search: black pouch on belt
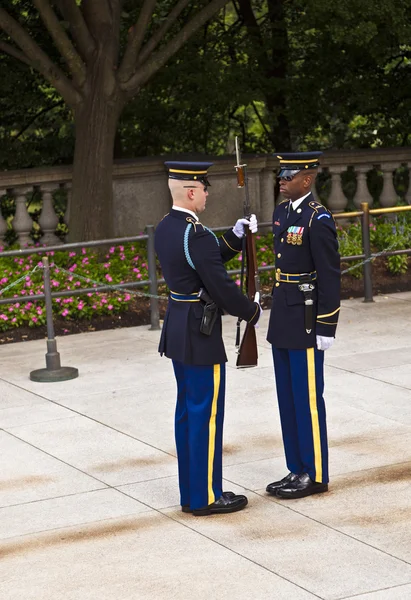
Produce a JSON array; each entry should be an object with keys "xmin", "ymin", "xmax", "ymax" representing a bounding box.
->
[
  {"xmin": 298, "ymin": 274, "xmax": 315, "ymax": 334},
  {"xmin": 198, "ymin": 288, "xmax": 219, "ymax": 336}
]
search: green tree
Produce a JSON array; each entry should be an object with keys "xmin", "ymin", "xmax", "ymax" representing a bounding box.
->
[{"xmin": 0, "ymin": 0, "xmax": 230, "ymax": 241}]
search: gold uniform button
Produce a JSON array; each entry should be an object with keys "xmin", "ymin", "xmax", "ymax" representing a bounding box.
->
[
  {"xmin": 275, "ymin": 282, "xmax": 280, "ymax": 287},
  {"xmin": 277, "ymin": 253, "xmax": 281, "ymax": 258},
  {"xmin": 276, "ymin": 268, "xmax": 281, "ymax": 273},
  {"xmin": 281, "ymin": 238, "xmax": 284, "ymax": 243}
]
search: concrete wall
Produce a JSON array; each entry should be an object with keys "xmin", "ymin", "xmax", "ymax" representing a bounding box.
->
[{"xmin": 111, "ymin": 155, "xmax": 276, "ymax": 235}]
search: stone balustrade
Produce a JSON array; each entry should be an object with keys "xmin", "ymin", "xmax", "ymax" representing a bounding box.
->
[{"xmin": 0, "ymin": 147, "xmax": 410, "ymax": 247}]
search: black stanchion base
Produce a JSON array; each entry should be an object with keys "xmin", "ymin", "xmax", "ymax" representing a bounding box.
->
[{"xmin": 30, "ymin": 366, "xmax": 79, "ymax": 382}]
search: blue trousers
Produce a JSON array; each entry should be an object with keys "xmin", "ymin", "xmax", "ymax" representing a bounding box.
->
[
  {"xmin": 172, "ymin": 361, "xmax": 226, "ymax": 510},
  {"xmin": 272, "ymin": 347, "xmax": 329, "ymax": 483}
]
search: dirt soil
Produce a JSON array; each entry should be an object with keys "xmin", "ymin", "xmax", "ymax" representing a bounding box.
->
[{"xmin": 1, "ymin": 257, "xmax": 410, "ymax": 345}]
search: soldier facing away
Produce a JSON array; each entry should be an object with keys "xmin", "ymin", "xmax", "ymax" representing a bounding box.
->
[{"xmin": 155, "ymin": 161, "xmax": 261, "ymax": 516}]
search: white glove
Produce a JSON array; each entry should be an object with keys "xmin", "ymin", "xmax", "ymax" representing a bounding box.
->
[
  {"xmin": 233, "ymin": 214, "xmax": 258, "ymax": 238},
  {"xmin": 316, "ymin": 335, "xmax": 334, "ymax": 351},
  {"xmin": 253, "ymin": 291, "xmax": 262, "ymax": 328}
]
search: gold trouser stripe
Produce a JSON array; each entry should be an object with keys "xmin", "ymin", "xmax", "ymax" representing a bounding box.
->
[
  {"xmin": 307, "ymin": 348, "xmax": 322, "ymax": 482},
  {"xmin": 317, "ymin": 320, "xmax": 338, "ymax": 325},
  {"xmin": 208, "ymin": 364, "xmax": 220, "ymax": 504}
]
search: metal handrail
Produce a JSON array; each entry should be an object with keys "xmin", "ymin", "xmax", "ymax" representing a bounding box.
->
[{"xmin": 1, "ymin": 204, "xmax": 410, "ymax": 329}]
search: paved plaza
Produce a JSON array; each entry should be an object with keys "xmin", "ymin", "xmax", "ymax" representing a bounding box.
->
[{"xmin": 1, "ymin": 292, "xmax": 411, "ymax": 600}]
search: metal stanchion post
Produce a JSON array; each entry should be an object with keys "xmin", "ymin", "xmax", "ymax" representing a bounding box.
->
[
  {"xmin": 146, "ymin": 225, "xmax": 160, "ymax": 330},
  {"xmin": 361, "ymin": 202, "xmax": 374, "ymax": 303},
  {"xmin": 30, "ymin": 257, "xmax": 79, "ymax": 382}
]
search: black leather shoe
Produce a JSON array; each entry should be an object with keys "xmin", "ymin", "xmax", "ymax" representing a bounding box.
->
[
  {"xmin": 276, "ymin": 473, "xmax": 328, "ymax": 499},
  {"xmin": 266, "ymin": 472, "xmax": 299, "ymax": 496},
  {"xmin": 181, "ymin": 505, "xmax": 192, "ymax": 513},
  {"xmin": 192, "ymin": 491, "xmax": 248, "ymax": 516}
]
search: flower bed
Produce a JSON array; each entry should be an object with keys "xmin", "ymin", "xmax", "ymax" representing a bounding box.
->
[{"xmin": 0, "ymin": 213, "xmax": 410, "ymax": 340}]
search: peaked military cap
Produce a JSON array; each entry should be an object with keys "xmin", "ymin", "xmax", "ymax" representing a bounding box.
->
[
  {"xmin": 276, "ymin": 151, "xmax": 323, "ymax": 179},
  {"xmin": 164, "ymin": 161, "xmax": 213, "ymax": 186}
]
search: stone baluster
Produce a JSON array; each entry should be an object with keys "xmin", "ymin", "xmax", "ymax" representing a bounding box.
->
[
  {"xmin": 38, "ymin": 183, "xmax": 61, "ymax": 245},
  {"xmin": 327, "ymin": 167, "xmax": 348, "ymax": 213},
  {"xmin": 406, "ymin": 164, "xmax": 411, "ymax": 205},
  {"xmin": 0, "ymin": 190, "xmax": 8, "ymax": 246},
  {"xmin": 379, "ymin": 163, "xmax": 398, "ymax": 208},
  {"xmin": 353, "ymin": 165, "xmax": 374, "ymax": 209},
  {"xmin": 62, "ymin": 182, "xmax": 71, "ymax": 236},
  {"xmin": 12, "ymin": 186, "xmax": 34, "ymax": 246},
  {"xmin": 260, "ymin": 168, "xmax": 275, "ymax": 222}
]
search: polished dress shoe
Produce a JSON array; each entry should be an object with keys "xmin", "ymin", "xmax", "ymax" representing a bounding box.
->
[
  {"xmin": 266, "ymin": 472, "xmax": 299, "ymax": 496},
  {"xmin": 192, "ymin": 491, "xmax": 248, "ymax": 516},
  {"xmin": 181, "ymin": 505, "xmax": 192, "ymax": 513},
  {"xmin": 276, "ymin": 473, "xmax": 328, "ymax": 499}
]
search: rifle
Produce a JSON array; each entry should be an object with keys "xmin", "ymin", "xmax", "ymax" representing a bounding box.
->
[{"xmin": 234, "ymin": 136, "xmax": 260, "ymax": 368}]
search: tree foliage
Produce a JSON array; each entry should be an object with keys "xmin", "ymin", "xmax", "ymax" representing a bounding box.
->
[{"xmin": 1, "ymin": 0, "xmax": 410, "ymax": 172}]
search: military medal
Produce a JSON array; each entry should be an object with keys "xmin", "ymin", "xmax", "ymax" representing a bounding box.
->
[{"xmin": 287, "ymin": 226, "xmax": 304, "ymax": 245}]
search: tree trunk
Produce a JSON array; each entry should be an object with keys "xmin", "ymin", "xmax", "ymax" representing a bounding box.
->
[{"xmin": 68, "ymin": 70, "xmax": 123, "ymax": 242}]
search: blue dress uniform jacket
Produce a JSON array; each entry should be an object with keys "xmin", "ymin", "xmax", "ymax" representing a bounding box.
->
[
  {"xmin": 267, "ymin": 193, "xmax": 341, "ymax": 349},
  {"xmin": 155, "ymin": 208, "xmax": 259, "ymax": 365}
]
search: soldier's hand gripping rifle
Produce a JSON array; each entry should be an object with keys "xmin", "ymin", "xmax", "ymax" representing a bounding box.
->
[{"xmin": 234, "ymin": 136, "xmax": 260, "ymax": 368}]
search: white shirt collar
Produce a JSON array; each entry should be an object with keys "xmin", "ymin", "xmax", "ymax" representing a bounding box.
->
[
  {"xmin": 291, "ymin": 192, "xmax": 311, "ymax": 211},
  {"xmin": 172, "ymin": 205, "xmax": 199, "ymax": 221}
]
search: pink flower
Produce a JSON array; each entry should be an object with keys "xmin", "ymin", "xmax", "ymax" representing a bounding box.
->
[
  {"xmin": 62, "ymin": 309, "xmax": 69, "ymax": 317},
  {"xmin": 69, "ymin": 264, "xmax": 77, "ymax": 272},
  {"xmin": 107, "ymin": 304, "xmax": 113, "ymax": 310},
  {"xmin": 69, "ymin": 252, "xmax": 76, "ymax": 257},
  {"xmin": 12, "ymin": 317, "xmax": 17, "ymax": 323},
  {"xmin": 235, "ymin": 279, "xmax": 241, "ymax": 286},
  {"xmin": 105, "ymin": 274, "xmax": 113, "ymax": 282},
  {"xmin": 109, "ymin": 246, "xmax": 115, "ymax": 254},
  {"xmin": 77, "ymin": 301, "xmax": 84, "ymax": 310},
  {"xmin": 32, "ymin": 317, "xmax": 38, "ymax": 323},
  {"xmin": 104, "ymin": 263, "xmax": 110, "ymax": 268}
]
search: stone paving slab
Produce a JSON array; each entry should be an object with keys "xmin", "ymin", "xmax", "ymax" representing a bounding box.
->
[
  {"xmin": 8, "ymin": 416, "xmax": 177, "ymax": 486},
  {"xmin": 0, "ymin": 291, "xmax": 410, "ymax": 599},
  {"xmin": 0, "ymin": 431, "xmax": 105, "ymax": 507},
  {"xmin": 0, "ymin": 512, "xmax": 319, "ymax": 600},
  {"xmin": 0, "ymin": 488, "xmax": 150, "ymax": 540},
  {"xmin": 163, "ymin": 490, "xmax": 411, "ymax": 600}
]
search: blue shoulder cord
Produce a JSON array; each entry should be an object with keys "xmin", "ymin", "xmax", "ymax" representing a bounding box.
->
[{"xmin": 184, "ymin": 222, "xmax": 218, "ymax": 270}]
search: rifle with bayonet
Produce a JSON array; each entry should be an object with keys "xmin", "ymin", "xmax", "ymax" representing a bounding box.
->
[{"xmin": 234, "ymin": 136, "xmax": 260, "ymax": 368}]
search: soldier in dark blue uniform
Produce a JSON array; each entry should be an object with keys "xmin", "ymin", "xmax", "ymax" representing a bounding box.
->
[
  {"xmin": 155, "ymin": 161, "xmax": 261, "ymax": 516},
  {"xmin": 266, "ymin": 152, "xmax": 341, "ymax": 499}
]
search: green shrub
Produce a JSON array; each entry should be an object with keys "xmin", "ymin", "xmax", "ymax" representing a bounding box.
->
[{"xmin": 0, "ymin": 213, "xmax": 410, "ymax": 333}]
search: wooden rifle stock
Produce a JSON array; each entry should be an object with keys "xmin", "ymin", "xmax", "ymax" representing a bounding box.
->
[{"xmin": 234, "ymin": 137, "xmax": 260, "ymax": 368}]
